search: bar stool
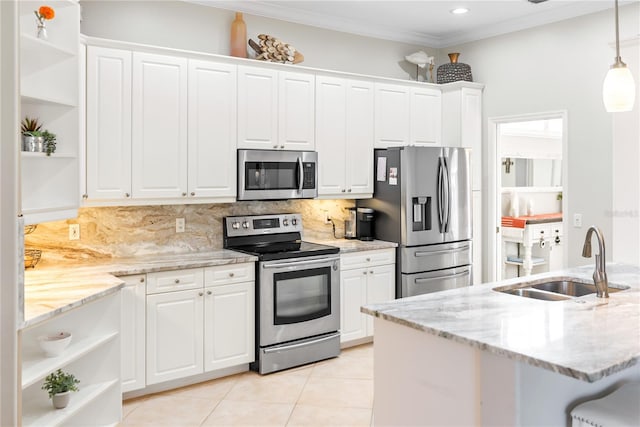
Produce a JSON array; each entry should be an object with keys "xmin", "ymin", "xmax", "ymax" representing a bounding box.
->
[{"xmin": 570, "ymin": 382, "xmax": 640, "ymax": 426}]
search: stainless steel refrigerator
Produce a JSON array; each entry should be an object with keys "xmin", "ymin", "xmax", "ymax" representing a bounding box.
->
[{"xmin": 358, "ymin": 146, "xmax": 473, "ymax": 298}]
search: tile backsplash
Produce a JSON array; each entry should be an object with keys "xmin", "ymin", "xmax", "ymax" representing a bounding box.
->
[{"xmin": 25, "ymin": 200, "xmax": 354, "ymax": 266}]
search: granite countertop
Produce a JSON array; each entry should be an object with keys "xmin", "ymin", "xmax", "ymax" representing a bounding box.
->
[
  {"xmin": 362, "ymin": 264, "xmax": 640, "ymax": 383},
  {"xmin": 22, "ymin": 249, "xmax": 257, "ymax": 329},
  {"xmin": 22, "ymin": 241, "xmax": 396, "ymax": 329},
  {"xmin": 304, "ymin": 237, "xmax": 398, "ymax": 253}
]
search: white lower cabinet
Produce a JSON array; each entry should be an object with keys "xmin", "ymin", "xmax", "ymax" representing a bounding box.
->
[
  {"xmin": 145, "ymin": 264, "xmax": 254, "ymax": 386},
  {"xmin": 120, "ymin": 274, "xmax": 146, "ymax": 393},
  {"xmin": 340, "ymin": 249, "xmax": 395, "ymax": 344}
]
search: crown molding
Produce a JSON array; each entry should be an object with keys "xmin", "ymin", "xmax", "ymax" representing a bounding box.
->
[{"xmin": 187, "ymin": 1, "xmax": 620, "ymax": 48}]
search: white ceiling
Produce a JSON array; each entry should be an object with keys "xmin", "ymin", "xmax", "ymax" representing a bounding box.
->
[{"xmin": 187, "ymin": 0, "xmax": 630, "ymax": 48}]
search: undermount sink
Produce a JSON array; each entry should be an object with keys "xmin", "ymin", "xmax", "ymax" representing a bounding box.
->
[{"xmin": 494, "ymin": 278, "xmax": 630, "ymax": 301}]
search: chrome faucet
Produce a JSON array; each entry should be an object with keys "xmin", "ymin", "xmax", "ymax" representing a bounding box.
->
[{"xmin": 581, "ymin": 226, "xmax": 608, "ymax": 298}]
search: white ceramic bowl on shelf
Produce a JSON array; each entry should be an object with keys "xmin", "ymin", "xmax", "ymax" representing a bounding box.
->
[{"xmin": 38, "ymin": 332, "xmax": 72, "ymax": 357}]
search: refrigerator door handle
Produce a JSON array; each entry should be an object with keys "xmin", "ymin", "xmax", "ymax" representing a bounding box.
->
[
  {"xmin": 443, "ymin": 157, "xmax": 451, "ymax": 233},
  {"xmin": 414, "ymin": 247, "xmax": 467, "ymax": 257},
  {"xmin": 437, "ymin": 157, "xmax": 445, "ymax": 232},
  {"xmin": 414, "ymin": 270, "xmax": 470, "ymax": 283}
]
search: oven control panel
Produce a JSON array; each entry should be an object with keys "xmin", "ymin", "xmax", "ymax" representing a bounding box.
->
[{"xmin": 224, "ymin": 213, "xmax": 303, "ymax": 237}]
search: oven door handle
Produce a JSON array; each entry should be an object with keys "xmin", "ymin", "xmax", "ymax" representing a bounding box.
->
[
  {"xmin": 263, "ymin": 332, "xmax": 341, "ymax": 354},
  {"xmin": 262, "ymin": 256, "xmax": 340, "ymax": 269}
]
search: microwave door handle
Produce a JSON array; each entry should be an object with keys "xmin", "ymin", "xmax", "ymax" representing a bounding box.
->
[{"xmin": 297, "ymin": 157, "xmax": 303, "ymax": 193}]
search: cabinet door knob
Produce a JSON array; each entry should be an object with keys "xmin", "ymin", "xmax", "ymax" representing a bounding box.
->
[
  {"xmin": 207, "ymin": 290, "xmax": 212, "ymax": 295},
  {"xmin": 363, "ymin": 271, "xmax": 367, "ymax": 275},
  {"xmin": 229, "ymin": 272, "xmax": 235, "ymax": 277},
  {"xmin": 174, "ymin": 279, "xmax": 180, "ymax": 284},
  {"xmin": 348, "ymin": 188, "xmax": 352, "ymax": 192},
  {"xmin": 370, "ymin": 270, "xmax": 374, "ymax": 274},
  {"xmin": 273, "ymin": 144, "xmax": 279, "ymax": 148},
  {"xmin": 280, "ymin": 145, "xmax": 285, "ymax": 149},
  {"xmin": 125, "ymin": 193, "xmax": 130, "ymax": 198},
  {"xmin": 199, "ymin": 292, "xmax": 204, "ymax": 297},
  {"xmin": 82, "ymin": 194, "xmax": 88, "ymax": 199},
  {"xmin": 191, "ymin": 192, "xmax": 195, "ymax": 196},
  {"xmin": 341, "ymin": 189, "xmax": 346, "ymax": 193},
  {"xmin": 366, "ymin": 258, "xmax": 371, "ymax": 262},
  {"xmin": 139, "ymin": 277, "xmax": 145, "ymax": 283},
  {"xmin": 182, "ymin": 192, "xmax": 187, "ymax": 196}
]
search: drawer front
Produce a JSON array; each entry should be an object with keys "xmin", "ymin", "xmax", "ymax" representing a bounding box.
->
[
  {"xmin": 146, "ymin": 268, "xmax": 204, "ymax": 294},
  {"xmin": 204, "ymin": 262, "xmax": 255, "ymax": 286},
  {"xmin": 341, "ymin": 248, "xmax": 395, "ymax": 270}
]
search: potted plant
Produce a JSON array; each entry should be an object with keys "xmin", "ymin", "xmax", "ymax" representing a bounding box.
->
[
  {"xmin": 42, "ymin": 129, "xmax": 57, "ymax": 156},
  {"xmin": 41, "ymin": 369, "xmax": 80, "ymax": 409},
  {"xmin": 21, "ymin": 116, "xmax": 44, "ymax": 152}
]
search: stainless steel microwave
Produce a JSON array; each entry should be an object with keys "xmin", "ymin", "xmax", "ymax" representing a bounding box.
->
[{"xmin": 237, "ymin": 149, "xmax": 318, "ymax": 201}]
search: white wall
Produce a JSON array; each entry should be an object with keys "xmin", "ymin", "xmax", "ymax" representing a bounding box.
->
[
  {"xmin": 79, "ymin": 0, "xmax": 437, "ymax": 80},
  {"xmin": 445, "ymin": 3, "xmax": 640, "ymax": 269}
]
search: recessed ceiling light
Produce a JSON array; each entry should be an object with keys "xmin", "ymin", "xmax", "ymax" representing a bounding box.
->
[{"xmin": 450, "ymin": 8, "xmax": 469, "ymax": 15}]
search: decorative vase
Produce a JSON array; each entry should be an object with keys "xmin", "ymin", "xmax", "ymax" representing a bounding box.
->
[
  {"xmin": 36, "ymin": 22, "xmax": 47, "ymax": 40},
  {"xmin": 22, "ymin": 135, "xmax": 44, "ymax": 152},
  {"xmin": 230, "ymin": 12, "xmax": 247, "ymax": 58},
  {"xmin": 52, "ymin": 391, "xmax": 70, "ymax": 409},
  {"xmin": 437, "ymin": 52, "xmax": 473, "ymax": 84}
]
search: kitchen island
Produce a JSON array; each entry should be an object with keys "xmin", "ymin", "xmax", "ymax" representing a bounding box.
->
[{"xmin": 362, "ymin": 264, "xmax": 640, "ymax": 426}]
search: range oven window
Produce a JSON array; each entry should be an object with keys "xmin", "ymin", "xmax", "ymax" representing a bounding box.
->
[
  {"xmin": 273, "ymin": 267, "xmax": 331, "ymax": 325},
  {"xmin": 245, "ymin": 161, "xmax": 297, "ymax": 190}
]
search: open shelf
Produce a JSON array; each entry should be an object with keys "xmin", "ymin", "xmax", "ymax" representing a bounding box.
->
[
  {"xmin": 22, "ymin": 332, "xmax": 118, "ymax": 389},
  {"xmin": 21, "ymin": 151, "xmax": 76, "ymax": 159},
  {"xmin": 22, "ymin": 379, "xmax": 118, "ymax": 427},
  {"xmin": 20, "ymin": 34, "xmax": 75, "ymax": 75},
  {"xmin": 22, "ymin": 92, "xmax": 77, "ymax": 108}
]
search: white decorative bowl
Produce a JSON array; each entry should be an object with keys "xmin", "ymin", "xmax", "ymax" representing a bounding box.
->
[{"xmin": 38, "ymin": 332, "xmax": 72, "ymax": 357}]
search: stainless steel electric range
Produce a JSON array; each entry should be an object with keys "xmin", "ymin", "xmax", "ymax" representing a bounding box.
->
[{"xmin": 223, "ymin": 213, "xmax": 341, "ymax": 374}]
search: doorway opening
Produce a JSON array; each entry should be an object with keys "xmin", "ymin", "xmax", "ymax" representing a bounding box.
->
[{"xmin": 487, "ymin": 112, "xmax": 568, "ymax": 282}]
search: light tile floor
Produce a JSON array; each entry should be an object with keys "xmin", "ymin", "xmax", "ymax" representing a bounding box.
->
[{"xmin": 121, "ymin": 343, "xmax": 373, "ymax": 426}]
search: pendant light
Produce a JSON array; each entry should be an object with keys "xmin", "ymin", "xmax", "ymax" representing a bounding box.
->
[{"xmin": 602, "ymin": 0, "xmax": 636, "ymax": 112}]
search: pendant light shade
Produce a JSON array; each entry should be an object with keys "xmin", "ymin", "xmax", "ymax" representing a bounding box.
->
[
  {"xmin": 603, "ymin": 65, "xmax": 636, "ymax": 112},
  {"xmin": 602, "ymin": 0, "xmax": 636, "ymax": 112}
]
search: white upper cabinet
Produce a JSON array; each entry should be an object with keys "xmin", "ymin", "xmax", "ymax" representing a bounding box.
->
[
  {"xmin": 410, "ymin": 87, "xmax": 441, "ymax": 146},
  {"xmin": 374, "ymin": 82, "xmax": 442, "ymax": 148},
  {"xmin": 188, "ymin": 60, "xmax": 237, "ymax": 199},
  {"xmin": 237, "ymin": 66, "xmax": 278, "ymax": 149},
  {"xmin": 86, "ymin": 46, "xmax": 132, "ymax": 200},
  {"xmin": 316, "ymin": 75, "xmax": 373, "ymax": 198},
  {"xmin": 238, "ymin": 66, "xmax": 315, "ymax": 150},
  {"xmin": 374, "ymin": 83, "xmax": 410, "ymax": 147},
  {"xmin": 278, "ymin": 71, "xmax": 315, "ymax": 150},
  {"xmin": 132, "ymin": 52, "xmax": 188, "ymax": 199}
]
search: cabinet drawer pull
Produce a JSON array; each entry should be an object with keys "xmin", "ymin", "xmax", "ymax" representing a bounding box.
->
[
  {"xmin": 341, "ymin": 189, "xmax": 346, "ymax": 192},
  {"xmin": 125, "ymin": 193, "xmax": 130, "ymax": 198},
  {"xmin": 207, "ymin": 290, "xmax": 212, "ymax": 295},
  {"xmin": 229, "ymin": 272, "xmax": 235, "ymax": 277},
  {"xmin": 366, "ymin": 258, "xmax": 371, "ymax": 262},
  {"xmin": 174, "ymin": 279, "xmax": 180, "ymax": 284},
  {"xmin": 370, "ymin": 270, "xmax": 374, "ymax": 274},
  {"xmin": 363, "ymin": 271, "xmax": 367, "ymax": 275},
  {"xmin": 191, "ymin": 192, "xmax": 195, "ymax": 196},
  {"xmin": 348, "ymin": 188, "xmax": 352, "ymax": 192},
  {"xmin": 198, "ymin": 292, "xmax": 204, "ymax": 296}
]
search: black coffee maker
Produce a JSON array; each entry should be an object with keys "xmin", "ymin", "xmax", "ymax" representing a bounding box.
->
[{"xmin": 356, "ymin": 207, "xmax": 375, "ymax": 241}]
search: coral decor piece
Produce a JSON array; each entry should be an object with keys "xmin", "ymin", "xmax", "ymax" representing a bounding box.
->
[
  {"xmin": 248, "ymin": 34, "xmax": 304, "ymax": 64},
  {"xmin": 35, "ymin": 5, "xmax": 55, "ymax": 39}
]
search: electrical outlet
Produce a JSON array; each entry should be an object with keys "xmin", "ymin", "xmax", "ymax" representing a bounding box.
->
[
  {"xmin": 573, "ymin": 213, "xmax": 582, "ymax": 228},
  {"xmin": 176, "ymin": 218, "xmax": 185, "ymax": 233},
  {"xmin": 69, "ymin": 224, "xmax": 80, "ymax": 240},
  {"xmin": 324, "ymin": 211, "xmax": 331, "ymax": 224}
]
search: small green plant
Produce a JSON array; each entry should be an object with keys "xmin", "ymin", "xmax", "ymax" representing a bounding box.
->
[
  {"xmin": 21, "ymin": 116, "xmax": 42, "ymax": 137},
  {"xmin": 42, "ymin": 130, "xmax": 57, "ymax": 155},
  {"xmin": 556, "ymin": 192, "xmax": 563, "ymax": 201},
  {"xmin": 41, "ymin": 369, "xmax": 80, "ymax": 398}
]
